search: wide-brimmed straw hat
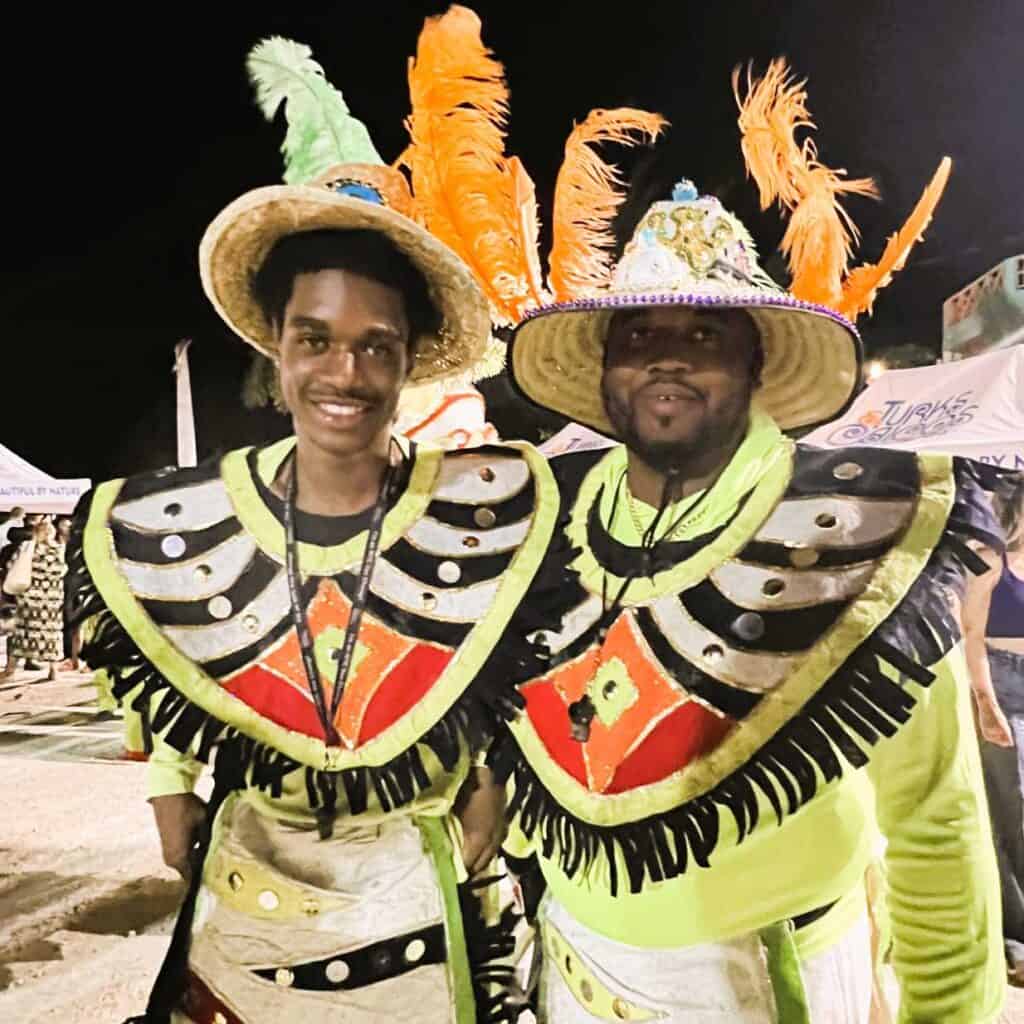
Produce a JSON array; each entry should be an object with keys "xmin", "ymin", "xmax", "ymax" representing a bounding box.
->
[
  {"xmin": 509, "ymin": 181, "xmax": 862, "ymax": 432},
  {"xmin": 199, "ymin": 162, "xmax": 492, "ymax": 385}
]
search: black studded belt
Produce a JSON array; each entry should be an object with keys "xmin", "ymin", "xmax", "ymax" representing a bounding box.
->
[{"xmin": 251, "ymin": 921, "xmax": 447, "ymax": 992}]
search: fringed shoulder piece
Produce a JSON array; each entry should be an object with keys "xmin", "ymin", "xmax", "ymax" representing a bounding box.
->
[
  {"xmin": 68, "ymin": 442, "xmax": 561, "ymax": 815},
  {"xmin": 497, "ymin": 445, "xmax": 1002, "ymax": 893}
]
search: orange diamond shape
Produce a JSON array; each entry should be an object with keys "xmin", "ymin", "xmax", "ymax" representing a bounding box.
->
[
  {"xmin": 550, "ymin": 612, "xmax": 690, "ymax": 793},
  {"xmin": 259, "ymin": 578, "xmax": 415, "ymax": 748}
]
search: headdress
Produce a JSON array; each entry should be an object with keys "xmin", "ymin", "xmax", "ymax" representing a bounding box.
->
[
  {"xmin": 200, "ymin": 36, "xmax": 491, "ymax": 384},
  {"xmin": 508, "ymin": 58, "xmax": 950, "ymax": 432}
]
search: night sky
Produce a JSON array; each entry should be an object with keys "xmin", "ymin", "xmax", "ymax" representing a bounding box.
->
[{"xmin": 8, "ymin": 0, "xmax": 1023, "ymax": 483}]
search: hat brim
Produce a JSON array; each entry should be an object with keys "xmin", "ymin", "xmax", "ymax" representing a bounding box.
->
[
  {"xmin": 199, "ymin": 186, "xmax": 491, "ymax": 384},
  {"xmin": 509, "ymin": 292, "xmax": 863, "ymax": 433}
]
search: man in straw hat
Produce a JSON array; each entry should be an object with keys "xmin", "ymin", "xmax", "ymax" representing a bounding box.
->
[
  {"xmin": 64, "ymin": 29, "xmax": 563, "ymax": 1024},
  {"xmin": 490, "ymin": 66, "xmax": 1006, "ymax": 1022}
]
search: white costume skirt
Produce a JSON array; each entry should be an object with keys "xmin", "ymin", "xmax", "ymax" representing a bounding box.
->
[
  {"xmin": 171, "ymin": 795, "xmax": 480, "ymax": 1024},
  {"xmin": 536, "ymin": 894, "xmax": 874, "ymax": 1023}
]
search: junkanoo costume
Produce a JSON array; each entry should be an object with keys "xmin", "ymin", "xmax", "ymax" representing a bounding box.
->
[
  {"xmin": 489, "ymin": 67, "xmax": 1006, "ymax": 1022},
  {"xmin": 64, "ymin": 23, "xmax": 570, "ymax": 1024}
]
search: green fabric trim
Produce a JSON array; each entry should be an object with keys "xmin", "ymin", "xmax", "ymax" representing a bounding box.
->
[
  {"xmin": 760, "ymin": 922, "xmax": 811, "ymax": 1024},
  {"xmin": 611, "ymin": 407, "xmax": 788, "ymax": 546},
  {"xmin": 564, "ymin": 434, "xmax": 795, "ymax": 604},
  {"xmin": 509, "ymin": 452, "xmax": 957, "ymax": 827},
  {"xmin": 417, "ymin": 815, "xmax": 476, "ymax": 1024},
  {"xmin": 225, "ymin": 438, "xmax": 442, "ymax": 576},
  {"xmin": 84, "ymin": 443, "xmax": 560, "ymax": 771}
]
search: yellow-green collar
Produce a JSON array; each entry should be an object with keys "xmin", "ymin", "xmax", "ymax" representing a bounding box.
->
[
  {"xmin": 606, "ymin": 407, "xmax": 788, "ymax": 545},
  {"xmin": 223, "ymin": 436, "xmax": 443, "ymax": 575},
  {"xmin": 569, "ymin": 411, "xmax": 795, "ymax": 603}
]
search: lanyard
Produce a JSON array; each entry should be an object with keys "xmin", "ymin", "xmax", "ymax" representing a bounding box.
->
[
  {"xmin": 570, "ymin": 468, "xmax": 721, "ymax": 743},
  {"xmin": 283, "ymin": 449, "xmax": 396, "ymax": 747}
]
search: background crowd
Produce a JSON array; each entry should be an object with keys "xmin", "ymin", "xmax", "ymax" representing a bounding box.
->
[{"xmin": 0, "ymin": 507, "xmax": 79, "ymax": 681}]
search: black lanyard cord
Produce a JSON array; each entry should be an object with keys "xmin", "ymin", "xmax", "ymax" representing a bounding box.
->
[{"xmin": 283, "ymin": 445, "xmax": 398, "ymax": 748}]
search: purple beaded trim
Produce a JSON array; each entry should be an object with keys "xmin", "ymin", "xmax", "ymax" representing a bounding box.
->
[{"xmin": 519, "ymin": 291, "xmax": 860, "ymax": 339}]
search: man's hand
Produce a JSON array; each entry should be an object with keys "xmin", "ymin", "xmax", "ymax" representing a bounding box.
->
[
  {"xmin": 150, "ymin": 793, "xmax": 207, "ymax": 880},
  {"xmin": 453, "ymin": 766, "xmax": 506, "ymax": 878}
]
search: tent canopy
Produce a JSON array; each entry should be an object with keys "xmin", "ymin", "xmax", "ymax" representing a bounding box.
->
[
  {"xmin": 803, "ymin": 345, "xmax": 1024, "ymax": 470},
  {"xmin": 0, "ymin": 443, "xmax": 90, "ymax": 514}
]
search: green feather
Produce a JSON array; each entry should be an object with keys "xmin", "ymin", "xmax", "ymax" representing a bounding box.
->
[{"xmin": 246, "ymin": 36, "xmax": 382, "ymax": 184}]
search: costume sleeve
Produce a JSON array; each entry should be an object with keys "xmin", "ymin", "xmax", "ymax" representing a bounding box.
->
[
  {"xmin": 867, "ymin": 645, "xmax": 1004, "ymax": 1023},
  {"xmin": 147, "ymin": 732, "xmax": 204, "ymax": 799}
]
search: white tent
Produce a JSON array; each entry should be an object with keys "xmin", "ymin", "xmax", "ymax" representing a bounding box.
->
[
  {"xmin": 0, "ymin": 443, "xmax": 91, "ymax": 514},
  {"xmin": 803, "ymin": 346, "xmax": 1024, "ymax": 470}
]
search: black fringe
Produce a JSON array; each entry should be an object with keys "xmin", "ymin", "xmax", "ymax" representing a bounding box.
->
[
  {"xmin": 459, "ymin": 874, "xmax": 521, "ymax": 1024},
  {"xmin": 65, "ymin": 492, "xmax": 502, "ymax": 814},
  {"xmin": 497, "ymin": 456, "xmax": 1003, "ymax": 895}
]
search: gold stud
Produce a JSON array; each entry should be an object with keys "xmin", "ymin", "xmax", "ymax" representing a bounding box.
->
[
  {"xmin": 564, "ymin": 954, "xmax": 573, "ymax": 975},
  {"xmin": 702, "ymin": 644, "xmax": 724, "ymax": 662},
  {"xmin": 462, "ymin": 536, "xmax": 480, "ymax": 549},
  {"xmin": 161, "ymin": 535, "xmax": 186, "ymax": 559},
  {"xmin": 228, "ymin": 871, "xmax": 244, "ymax": 891},
  {"xmin": 257, "ymin": 889, "xmax": 280, "ymax": 911},
  {"xmin": 815, "ymin": 512, "xmax": 838, "ymax": 529},
  {"xmin": 213, "ymin": 1013, "xmax": 228, "ymax": 1024},
  {"xmin": 194, "ymin": 564, "xmax": 213, "ymax": 582},
  {"xmin": 473, "ymin": 507, "xmax": 497, "ymax": 529},
  {"xmin": 301, "ymin": 897, "xmax": 320, "ymax": 916},
  {"xmin": 580, "ymin": 979, "xmax": 594, "ymax": 1002},
  {"xmin": 404, "ymin": 938, "xmax": 427, "ymax": 963},
  {"xmin": 274, "ymin": 968, "xmax": 294, "ymax": 987},
  {"xmin": 421, "ymin": 592, "xmax": 437, "ymax": 610},
  {"xmin": 325, "ymin": 959, "xmax": 350, "ymax": 984},
  {"xmin": 243, "ymin": 613, "xmax": 260, "ymax": 633},
  {"xmin": 479, "ymin": 467, "xmax": 496, "ymax": 482},
  {"xmin": 788, "ymin": 547, "xmax": 820, "ymax": 569},
  {"xmin": 437, "ymin": 560, "xmax": 461, "ymax": 584},
  {"xmin": 612, "ymin": 997, "xmax": 631, "ymax": 1019},
  {"xmin": 732, "ymin": 612, "xmax": 765, "ymax": 642},
  {"xmin": 832, "ymin": 461, "xmax": 864, "ymax": 481},
  {"xmin": 761, "ymin": 577, "xmax": 786, "ymax": 597},
  {"xmin": 208, "ymin": 595, "xmax": 233, "ymax": 620}
]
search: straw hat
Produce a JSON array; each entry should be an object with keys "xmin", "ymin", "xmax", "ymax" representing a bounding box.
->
[
  {"xmin": 509, "ymin": 181, "xmax": 863, "ymax": 433},
  {"xmin": 199, "ymin": 162, "xmax": 492, "ymax": 385}
]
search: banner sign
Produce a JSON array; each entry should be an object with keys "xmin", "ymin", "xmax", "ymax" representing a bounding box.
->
[{"xmin": 803, "ymin": 346, "xmax": 1024, "ymax": 469}]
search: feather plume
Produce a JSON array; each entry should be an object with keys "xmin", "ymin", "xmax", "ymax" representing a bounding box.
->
[
  {"xmin": 733, "ymin": 59, "xmax": 811, "ymax": 210},
  {"xmin": 247, "ymin": 37, "xmax": 382, "ymax": 184},
  {"xmin": 506, "ymin": 156, "xmax": 547, "ymax": 313},
  {"xmin": 400, "ymin": 5, "xmax": 538, "ymax": 324},
  {"xmin": 548, "ymin": 108, "xmax": 667, "ymax": 302},
  {"xmin": 837, "ymin": 157, "xmax": 952, "ymax": 319},
  {"xmin": 784, "ymin": 147, "xmax": 879, "ymax": 307},
  {"xmin": 735, "ymin": 58, "xmax": 880, "ymax": 308}
]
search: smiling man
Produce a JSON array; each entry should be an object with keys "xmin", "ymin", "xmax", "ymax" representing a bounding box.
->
[
  {"xmin": 65, "ymin": 156, "xmax": 560, "ymax": 1022},
  {"xmin": 496, "ymin": 181, "xmax": 1005, "ymax": 1021}
]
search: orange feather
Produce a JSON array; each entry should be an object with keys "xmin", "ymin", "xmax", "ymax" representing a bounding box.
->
[
  {"xmin": 400, "ymin": 5, "xmax": 533, "ymax": 324},
  {"xmin": 784, "ymin": 147, "xmax": 879, "ymax": 308},
  {"xmin": 733, "ymin": 59, "xmax": 811, "ymax": 210},
  {"xmin": 506, "ymin": 156, "xmax": 547, "ymax": 315},
  {"xmin": 837, "ymin": 157, "xmax": 952, "ymax": 319},
  {"xmin": 548, "ymin": 108, "xmax": 667, "ymax": 302}
]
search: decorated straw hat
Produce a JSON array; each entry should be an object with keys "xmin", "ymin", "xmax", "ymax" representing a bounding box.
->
[
  {"xmin": 509, "ymin": 58, "xmax": 951, "ymax": 434},
  {"xmin": 198, "ymin": 37, "xmax": 490, "ymax": 385},
  {"xmin": 510, "ymin": 180, "xmax": 862, "ymax": 432}
]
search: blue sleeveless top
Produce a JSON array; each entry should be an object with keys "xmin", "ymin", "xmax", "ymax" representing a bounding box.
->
[{"xmin": 988, "ymin": 553, "xmax": 1024, "ymax": 638}]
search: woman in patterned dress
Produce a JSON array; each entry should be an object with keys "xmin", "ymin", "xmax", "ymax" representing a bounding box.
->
[{"xmin": 2, "ymin": 517, "xmax": 67, "ymax": 680}]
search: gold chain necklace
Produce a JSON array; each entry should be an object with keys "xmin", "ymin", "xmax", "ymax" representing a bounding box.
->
[{"xmin": 626, "ymin": 488, "xmax": 708, "ymax": 542}]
